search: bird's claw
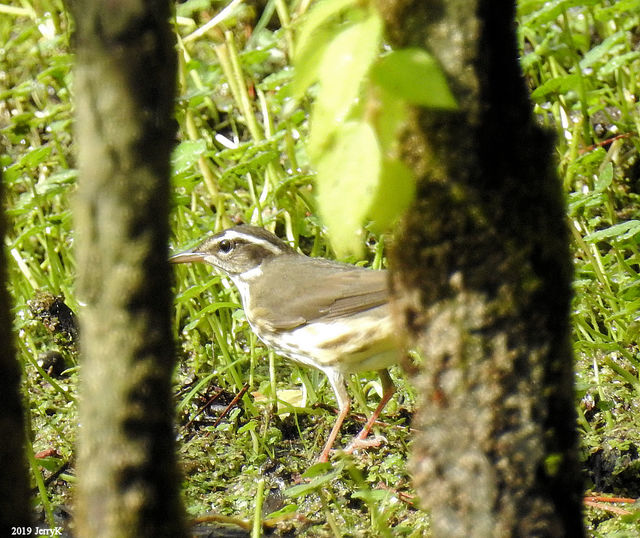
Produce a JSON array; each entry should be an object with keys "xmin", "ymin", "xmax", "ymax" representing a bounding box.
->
[{"xmin": 344, "ymin": 434, "xmax": 387, "ymax": 455}]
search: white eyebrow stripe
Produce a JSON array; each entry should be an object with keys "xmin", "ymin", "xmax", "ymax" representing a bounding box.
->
[{"xmin": 219, "ymin": 229, "xmax": 286, "ymax": 255}]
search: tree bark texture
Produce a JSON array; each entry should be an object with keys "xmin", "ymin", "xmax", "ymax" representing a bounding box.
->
[
  {"xmin": 0, "ymin": 169, "xmax": 31, "ymax": 531},
  {"xmin": 380, "ymin": 1, "xmax": 585, "ymax": 535},
  {"xmin": 71, "ymin": 1, "xmax": 184, "ymax": 536}
]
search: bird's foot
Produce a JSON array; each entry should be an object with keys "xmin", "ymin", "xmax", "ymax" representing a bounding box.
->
[{"xmin": 344, "ymin": 434, "xmax": 387, "ymax": 455}]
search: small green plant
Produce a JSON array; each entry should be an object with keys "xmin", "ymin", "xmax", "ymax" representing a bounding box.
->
[
  {"xmin": 293, "ymin": 0, "xmax": 455, "ymax": 255},
  {"xmin": 520, "ymin": 0, "xmax": 640, "ymax": 533}
]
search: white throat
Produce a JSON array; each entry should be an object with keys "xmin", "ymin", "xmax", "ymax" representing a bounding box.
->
[{"xmin": 229, "ymin": 265, "xmax": 263, "ymax": 307}]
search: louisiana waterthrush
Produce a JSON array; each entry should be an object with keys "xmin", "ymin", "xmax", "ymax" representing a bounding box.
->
[{"xmin": 170, "ymin": 225, "xmax": 398, "ymax": 462}]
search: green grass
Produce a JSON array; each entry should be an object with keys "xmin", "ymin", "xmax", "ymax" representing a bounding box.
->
[
  {"xmin": 518, "ymin": 1, "xmax": 640, "ymax": 534},
  {"xmin": 1, "ymin": 0, "xmax": 640, "ymax": 535}
]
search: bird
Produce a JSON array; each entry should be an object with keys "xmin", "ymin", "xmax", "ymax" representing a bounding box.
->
[{"xmin": 170, "ymin": 224, "xmax": 399, "ymax": 462}]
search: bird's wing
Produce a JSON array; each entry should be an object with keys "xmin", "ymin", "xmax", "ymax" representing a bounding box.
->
[
  {"xmin": 315, "ymin": 269, "xmax": 388, "ymax": 319},
  {"xmin": 251, "ymin": 258, "xmax": 389, "ymax": 331}
]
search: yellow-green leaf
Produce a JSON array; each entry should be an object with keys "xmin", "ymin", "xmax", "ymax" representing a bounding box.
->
[
  {"xmin": 295, "ymin": 0, "xmax": 358, "ymax": 63},
  {"xmin": 371, "ymin": 48, "xmax": 457, "ymax": 109},
  {"xmin": 367, "ymin": 158, "xmax": 415, "ymax": 232},
  {"xmin": 171, "ymin": 139, "xmax": 206, "ymax": 174},
  {"xmin": 308, "ymin": 11, "xmax": 382, "ymax": 158},
  {"xmin": 292, "ymin": 25, "xmax": 334, "ymax": 102},
  {"xmin": 315, "ymin": 121, "xmax": 381, "ymax": 256},
  {"xmin": 293, "ymin": 0, "xmax": 359, "ymax": 100},
  {"xmin": 371, "ymin": 86, "xmax": 408, "ymax": 155}
]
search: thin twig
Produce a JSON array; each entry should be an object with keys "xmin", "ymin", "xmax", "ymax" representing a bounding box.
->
[
  {"xmin": 183, "ymin": 386, "xmax": 226, "ymax": 431},
  {"xmin": 584, "ymin": 500, "xmax": 632, "ymax": 516},
  {"xmin": 579, "ymin": 132, "xmax": 633, "ymax": 154},
  {"xmin": 208, "ymin": 383, "xmax": 249, "ymax": 431}
]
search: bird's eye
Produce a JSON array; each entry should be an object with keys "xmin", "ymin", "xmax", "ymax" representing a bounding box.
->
[{"xmin": 218, "ymin": 239, "xmax": 233, "ymax": 254}]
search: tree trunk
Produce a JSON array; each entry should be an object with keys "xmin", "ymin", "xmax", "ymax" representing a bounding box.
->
[
  {"xmin": 381, "ymin": 1, "xmax": 585, "ymax": 535},
  {"xmin": 71, "ymin": 0, "xmax": 185, "ymax": 535},
  {"xmin": 0, "ymin": 169, "xmax": 31, "ymax": 532}
]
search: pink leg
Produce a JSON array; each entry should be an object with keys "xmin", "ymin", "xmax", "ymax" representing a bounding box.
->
[
  {"xmin": 318, "ymin": 401, "xmax": 350, "ymax": 463},
  {"xmin": 344, "ymin": 369, "xmax": 395, "ymax": 454},
  {"xmin": 318, "ymin": 370, "xmax": 350, "ymax": 463}
]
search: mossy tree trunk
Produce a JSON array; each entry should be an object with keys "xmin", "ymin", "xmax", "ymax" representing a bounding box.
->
[
  {"xmin": 70, "ymin": 1, "xmax": 185, "ymax": 536},
  {"xmin": 0, "ymin": 169, "xmax": 31, "ymax": 531},
  {"xmin": 381, "ymin": 1, "xmax": 585, "ymax": 535}
]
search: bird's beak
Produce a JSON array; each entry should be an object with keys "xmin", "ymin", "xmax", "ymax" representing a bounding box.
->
[{"xmin": 169, "ymin": 251, "xmax": 206, "ymax": 264}]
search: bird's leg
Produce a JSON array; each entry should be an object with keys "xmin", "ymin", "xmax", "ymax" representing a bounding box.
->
[
  {"xmin": 344, "ymin": 369, "xmax": 395, "ymax": 454},
  {"xmin": 318, "ymin": 401, "xmax": 350, "ymax": 463},
  {"xmin": 318, "ymin": 371, "xmax": 350, "ymax": 463}
]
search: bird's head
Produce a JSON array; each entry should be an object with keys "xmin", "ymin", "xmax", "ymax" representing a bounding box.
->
[{"xmin": 169, "ymin": 225, "xmax": 297, "ymax": 277}]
